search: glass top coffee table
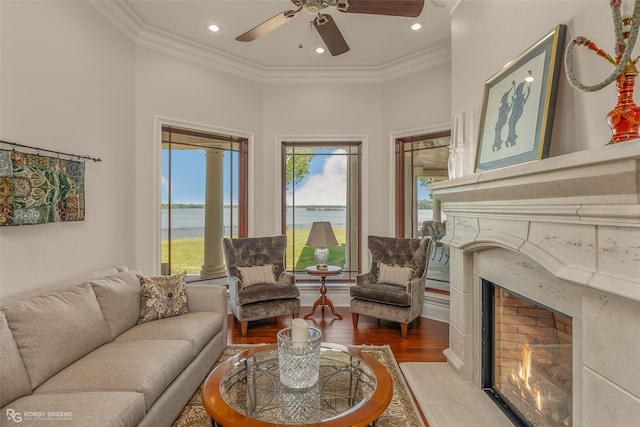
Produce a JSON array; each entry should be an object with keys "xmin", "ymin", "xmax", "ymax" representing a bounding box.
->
[{"xmin": 202, "ymin": 343, "xmax": 393, "ymax": 427}]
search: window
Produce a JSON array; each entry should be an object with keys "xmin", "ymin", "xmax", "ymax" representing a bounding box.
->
[
  {"xmin": 281, "ymin": 142, "xmax": 361, "ymax": 280},
  {"xmin": 162, "ymin": 125, "xmax": 248, "ymax": 281},
  {"xmin": 395, "ymin": 131, "xmax": 450, "ymax": 238}
]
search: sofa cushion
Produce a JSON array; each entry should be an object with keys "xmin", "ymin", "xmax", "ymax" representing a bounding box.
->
[
  {"xmin": 3, "ymin": 283, "xmax": 112, "ymax": 388},
  {"xmin": 90, "ymin": 270, "xmax": 141, "ymax": 339},
  {"xmin": 0, "ymin": 311, "xmax": 32, "ymax": 408},
  {"xmin": 138, "ymin": 272, "xmax": 188, "ymax": 324},
  {"xmin": 115, "ymin": 312, "xmax": 223, "ymax": 358},
  {"xmin": 35, "ymin": 340, "xmax": 193, "ymax": 410},
  {"xmin": 0, "ymin": 267, "xmax": 123, "ymax": 310},
  {"xmin": 377, "ymin": 262, "xmax": 413, "ymax": 287},
  {"xmin": 237, "ymin": 264, "xmax": 276, "ymax": 288},
  {"xmin": 5, "ymin": 391, "xmax": 145, "ymax": 427}
]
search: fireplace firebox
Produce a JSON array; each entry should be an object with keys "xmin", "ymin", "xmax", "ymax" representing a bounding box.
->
[{"xmin": 482, "ymin": 280, "xmax": 573, "ymax": 427}]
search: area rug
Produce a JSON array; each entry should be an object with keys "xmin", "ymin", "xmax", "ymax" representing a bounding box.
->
[{"xmin": 173, "ymin": 344, "xmax": 425, "ymax": 427}]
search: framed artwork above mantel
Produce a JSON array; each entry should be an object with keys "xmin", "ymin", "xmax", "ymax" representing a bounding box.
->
[{"xmin": 475, "ymin": 24, "xmax": 567, "ymax": 173}]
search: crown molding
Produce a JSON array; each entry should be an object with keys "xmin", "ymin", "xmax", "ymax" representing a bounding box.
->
[
  {"xmin": 88, "ymin": 0, "xmax": 145, "ymax": 41},
  {"xmin": 88, "ymin": 0, "xmax": 451, "ymax": 84},
  {"xmin": 447, "ymin": 0, "xmax": 462, "ymax": 15},
  {"xmin": 136, "ymin": 27, "xmax": 266, "ymax": 82}
]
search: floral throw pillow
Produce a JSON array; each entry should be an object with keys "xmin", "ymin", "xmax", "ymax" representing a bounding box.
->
[{"xmin": 137, "ymin": 272, "xmax": 188, "ymax": 324}]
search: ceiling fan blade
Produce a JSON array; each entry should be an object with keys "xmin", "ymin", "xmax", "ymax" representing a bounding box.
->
[
  {"xmin": 314, "ymin": 14, "xmax": 350, "ymax": 56},
  {"xmin": 341, "ymin": 0, "xmax": 424, "ymax": 17},
  {"xmin": 236, "ymin": 9, "xmax": 299, "ymax": 42}
]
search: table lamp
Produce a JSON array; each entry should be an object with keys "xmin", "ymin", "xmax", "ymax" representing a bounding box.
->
[{"xmin": 305, "ymin": 221, "xmax": 338, "ymax": 270}]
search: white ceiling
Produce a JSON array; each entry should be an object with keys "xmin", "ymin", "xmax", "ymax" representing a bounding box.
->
[{"xmin": 122, "ymin": 0, "xmax": 452, "ymax": 69}]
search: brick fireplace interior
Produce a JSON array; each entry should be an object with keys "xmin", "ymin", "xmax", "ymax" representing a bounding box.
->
[
  {"xmin": 429, "ymin": 141, "xmax": 640, "ymax": 427},
  {"xmin": 483, "ymin": 280, "xmax": 573, "ymax": 426}
]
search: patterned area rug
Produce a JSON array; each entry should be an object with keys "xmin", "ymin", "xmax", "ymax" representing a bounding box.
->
[{"xmin": 173, "ymin": 344, "xmax": 424, "ymax": 427}]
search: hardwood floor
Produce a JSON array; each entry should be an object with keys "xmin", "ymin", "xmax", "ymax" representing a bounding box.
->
[
  {"xmin": 226, "ymin": 306, "xmax": 448, "ymax": 426},
  {"xmin": 227, "ymin": 305, "xmax": 449, "ymax": 364},
  {"xmin": 228, "ymin": 307, "xmax": 449, "ymax": 427}
]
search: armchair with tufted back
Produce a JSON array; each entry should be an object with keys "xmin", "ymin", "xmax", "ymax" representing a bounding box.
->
[
  {"xmin": 350, "ymin": 235, "xmax": 431, "ymax": 338},
  {"xmin": 222, "ymin": 236, "xmax": 300, "ymax": 336}
]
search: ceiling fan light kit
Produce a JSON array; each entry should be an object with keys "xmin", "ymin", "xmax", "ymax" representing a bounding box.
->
[{"xmin": 235, "ymin": 0, "xmax": 424, "ymax": 56}]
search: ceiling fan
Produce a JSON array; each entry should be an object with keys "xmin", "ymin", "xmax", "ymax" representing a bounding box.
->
[{"xmin": 236, "ymin": 0, "xmax": 425, "ymax": 56}]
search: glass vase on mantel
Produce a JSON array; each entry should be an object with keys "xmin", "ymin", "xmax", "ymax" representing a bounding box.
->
[
  {"xmin": 448, "ymin": 143, "xmax": 464, "ymax": 179},
  {"xmin": 447, "ymin": 144, "xmax": 456, "ymax": 179}
]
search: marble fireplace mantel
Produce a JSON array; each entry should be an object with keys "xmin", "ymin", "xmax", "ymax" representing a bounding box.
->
[{"xmin": 428, "ymin": 140, "xmax": 640, "ymax": 427}]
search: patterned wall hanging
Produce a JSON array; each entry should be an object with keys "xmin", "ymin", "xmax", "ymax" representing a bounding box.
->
[{"xmin": 0, "ymin": 149, "xmax": 85, "ymax": 226}]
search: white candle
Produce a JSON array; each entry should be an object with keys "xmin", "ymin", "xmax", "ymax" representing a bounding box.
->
[{"xmin": 291, "ymin": 318, "xmax": 308, "ymax": 344}]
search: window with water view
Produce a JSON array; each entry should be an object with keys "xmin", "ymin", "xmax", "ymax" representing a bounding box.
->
[
  {"xmin": 161, "ymin": 125, "xmax": 247, "ymax": 281},
  {"xmin": 282, "ymin": 142, "xmax": 360, "ymax": 279}
]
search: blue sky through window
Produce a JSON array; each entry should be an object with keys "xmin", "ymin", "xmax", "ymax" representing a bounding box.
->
[{"xmin": 162, "ymin": 147, "xmax": 430, "ymax": 205}]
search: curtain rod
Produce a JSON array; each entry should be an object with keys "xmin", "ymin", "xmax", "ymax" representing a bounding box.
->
[{"xmin": 0, "ymin": 139, "xmax": 102, "ymax": 162}]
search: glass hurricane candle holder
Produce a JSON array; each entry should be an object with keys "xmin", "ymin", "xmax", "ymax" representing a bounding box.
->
[{"xmin": 277, "ymin": 326, "xmax": 322, "ymax": 389}]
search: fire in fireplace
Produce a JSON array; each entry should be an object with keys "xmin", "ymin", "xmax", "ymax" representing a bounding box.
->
[{"xmin": 482, "ymin": 280, "xmax": 572, "ymax": 427}]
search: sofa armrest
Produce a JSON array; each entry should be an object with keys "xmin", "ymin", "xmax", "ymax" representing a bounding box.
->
[{"xmin": 186, "ymin": 285, "xmax": 228, "ymax": 314}]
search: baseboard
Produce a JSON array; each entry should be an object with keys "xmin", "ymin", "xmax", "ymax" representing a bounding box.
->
[{"xmin": 422, "ymin": 291, "xmax": 450, "ymax": 323}]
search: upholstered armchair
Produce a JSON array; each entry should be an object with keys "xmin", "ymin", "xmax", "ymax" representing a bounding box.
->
[
  {"xmin": 350, "ymin": 236, "xmax": 431, "ymax": 338},
  {"xmin": 427, "ymin": 221, "xmax": 447, "ymax": 262},
  {"xmin": 222, "ymin": 236, "xmax": 300, "ymax": 336}
]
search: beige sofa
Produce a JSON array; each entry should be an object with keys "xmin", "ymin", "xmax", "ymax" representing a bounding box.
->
[{"xmin": 0, "ymin": 266, "xmax": 228, "ymax": 427}]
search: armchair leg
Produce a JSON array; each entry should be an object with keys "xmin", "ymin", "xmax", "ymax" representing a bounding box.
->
[
  {"xmin": 416, "ymin": 316, "xmax": 421, "ymax": 325},
  {"xmin": 401, "ymin": 323, "xmax": 409, "ymax": 338},
  {"xmin": 352, "ymin": 313, "xmax": 359, "ymax": 327},
  {"xmin": 293, "ymin": 313, "xmax": 300, "ymax": 319},
  {"xmin": 240, "ymin": 321, "xmax": 248, "ymax": 337}
]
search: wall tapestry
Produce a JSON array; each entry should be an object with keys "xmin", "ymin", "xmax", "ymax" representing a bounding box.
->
[{"xmin": 0, "ymin": 149, "xmax": 85, "ymax": 226}]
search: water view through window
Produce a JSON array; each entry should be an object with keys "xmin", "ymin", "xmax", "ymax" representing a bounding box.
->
[
  {"xmin": 161, "ymin": 125, "xmax": 247, "ymax": 279},
  {"xmin": 282, "ymin": 143, "xmax": 360, "ymax": 277}
]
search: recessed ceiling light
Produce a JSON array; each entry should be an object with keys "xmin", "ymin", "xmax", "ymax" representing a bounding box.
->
[
  {"xmin": 208, "ymin": 24, "xmax": 221, "ymax": 32},
  {"xmin": 315, "ymin": 47, "xmax": 325, "ymax": 54},
  {"xmin": 410, "ymin": 23, "xmax": 423, "ymax": 31}
]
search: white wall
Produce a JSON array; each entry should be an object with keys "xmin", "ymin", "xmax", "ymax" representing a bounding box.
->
[
  {"xmin": 452, "ymin": 0, "xmax": 618, "ymax": 175},
  {"xmin": 134, "ymin": 47, "xmax": 263, "ymax": 275},
  {"xmin": 262, "ymin": 82, "xmax": 382, "ymax": 233},
  {"xmin": 382, "ymin": 63, "xmax": 452, "ymax": 132},
  {"xmin": 0, "ymin": 1, "xmax": 135, "ymax": 297},
  {"xmin": 0, "ymin": 1, "xmax": 451, "ymax": 293},
  {"xmin": 382, "ymin": 63, "xmax": 452, "ymax": 231}
]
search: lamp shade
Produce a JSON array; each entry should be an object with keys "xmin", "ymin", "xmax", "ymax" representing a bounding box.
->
[{"xmin": 305, "ymin": 221, "xmax": 338, "ymax": 248}]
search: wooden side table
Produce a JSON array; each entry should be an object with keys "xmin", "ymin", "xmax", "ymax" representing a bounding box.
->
[{"xmin": 304, "ymin": 265, "xmax": 343, "ymax": 320}]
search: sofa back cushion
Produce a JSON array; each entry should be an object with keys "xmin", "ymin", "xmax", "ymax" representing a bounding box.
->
[
  {"xmin": 90, "ymin": 270, "xmax": 141, "ymax": 339},
  {"xmin": 0, "ymin": 311, "xmax": 32, "ymax": 407},
  {"xmin": 3, "ymin": 283, "xmax": 112, "ymax": 388}
]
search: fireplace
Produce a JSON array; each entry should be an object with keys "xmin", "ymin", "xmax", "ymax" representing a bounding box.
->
[
  {"xmin": 428, "ymin": 142, "xmax": 640, "ymax": 427},
  {"xmin": 482, "ymin": 280, "xmax": 572, "ymax": 427}
]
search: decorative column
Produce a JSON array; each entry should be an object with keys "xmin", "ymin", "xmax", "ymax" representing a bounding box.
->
[
  {"xmin": 433, "ymin": 197, "xmax": 442, "ymax": 222},
  {"xmin": 200, "ymin": 149, "xmax": 226, "ymax": 279},
  {"xmin": 344, "ymin": 153, "xmax": 359, "ymax": 272}
]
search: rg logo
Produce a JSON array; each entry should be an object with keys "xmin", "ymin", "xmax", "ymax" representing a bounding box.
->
[{"xmin": 6, "ymin": 409, "xmax": 22, "ymax": 423}]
